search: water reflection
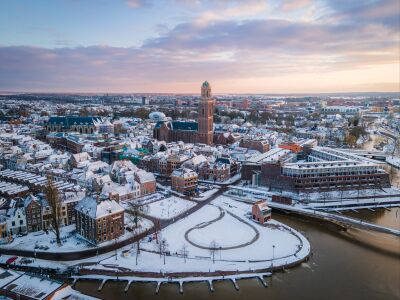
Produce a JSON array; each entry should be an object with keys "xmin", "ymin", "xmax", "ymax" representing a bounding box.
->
[{"xmin": 75, "ymin": 209, "xmax": 400, "ymax": 300}]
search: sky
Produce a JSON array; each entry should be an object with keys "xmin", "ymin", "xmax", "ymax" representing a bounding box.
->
[{"xmin": 0, "ymin": 0, "xmax": 399, "ymax": 94}]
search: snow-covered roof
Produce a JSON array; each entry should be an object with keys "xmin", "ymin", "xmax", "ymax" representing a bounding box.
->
[
  {"xmin": 75, "ymin": 196, "xmax": 124, "ymax": 219},
  {"xmin": 72, "ymin": 152, "xmax": 91, "ymax": 162},
  {"xmin": 2, "ymin": 273, "xmax": 63, "ymax": 300},
  {"xmin": 172, "ymin": 168, "xmax": 198, "ymax": 178},
  {"xmin": 135, "ymin": 170, "xmax": 155, "ymax": 183}
]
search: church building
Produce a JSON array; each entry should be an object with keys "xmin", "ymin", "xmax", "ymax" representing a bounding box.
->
[{"xmin": 153, "ymin": 81, "xmax": 215, "ymax": 145}]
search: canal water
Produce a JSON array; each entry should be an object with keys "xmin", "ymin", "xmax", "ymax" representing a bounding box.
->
[
  {"xmin": 75, "ymin": 163, "xmax": 400, "ymax": 300},
  {"xmin": 74, "ymin": 207, "xmax": 400, "ymax": 300}
]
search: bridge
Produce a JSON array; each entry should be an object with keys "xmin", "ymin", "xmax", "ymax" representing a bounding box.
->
[{"xmin": 267, "ymin": 201, "xmax": 400, "ymax": 237}]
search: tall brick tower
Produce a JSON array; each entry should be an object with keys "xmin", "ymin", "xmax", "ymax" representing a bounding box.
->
[{"xmin": 198, "ymin": 81, "xmax": 214, "ymax": 145}]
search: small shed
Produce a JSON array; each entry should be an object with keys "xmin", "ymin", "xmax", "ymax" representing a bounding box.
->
[{"xmin": 252, "ymin": 200, "xmax": 271, "ymax": 224}]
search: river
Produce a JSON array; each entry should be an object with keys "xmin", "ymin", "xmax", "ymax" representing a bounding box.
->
[
  {"xmin": 75, "ymin": 138, "xmax": 400, "ymax": 300},
  {"xmin": 74, "ymin": 206, "xmax": 400, "ymax": 300}
]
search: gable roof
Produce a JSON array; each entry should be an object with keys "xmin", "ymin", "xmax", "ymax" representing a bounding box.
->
[
  {"xmin": 154, "ymin": 121, "xmax": 198, "ymax": 131},
  {"xmin": 171, "ymin": 121, "xmax": 198, "ymax": 131},
  {"xmin": 75, "ymin": 196, "xmax": 124, "ymax": 219},
  {"xmin": 48, "ymin": 116, "xmax": 102, "ymax": 127}
]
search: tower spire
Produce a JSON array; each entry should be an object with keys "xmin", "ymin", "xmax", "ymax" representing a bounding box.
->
[
  {"xmin": 201, "ymin": 81, "xmax": 212, "ymax": 98},
  {"xmin": 198, "ymin": 81, "xmax": 214, "ymax": 145}
]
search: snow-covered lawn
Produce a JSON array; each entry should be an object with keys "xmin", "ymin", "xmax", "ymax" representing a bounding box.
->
[
  {"xmin": 90, "ymin": 195, "xmax": 310, "ymax": 273},
  {"xmin": 187, "ymin": 209, "xmax": 256, "ymax": 248},
  {"xmin": 0, "ymin": 217, "xmax": 154, "ymax": 253},
  {"xmin": 0, "ymin": 225, "xmax": 93, "ymax": 252},
  {"xmin": 142, "ymin": 196, "xmax": 307, "ymax": 262},
  {"xmin": 2, "ymin": 196, "xmax": 310, "ymax": 276},
  {"xmin": 145, "ymin": 196, "xmax": 196, "ymax": 220}
]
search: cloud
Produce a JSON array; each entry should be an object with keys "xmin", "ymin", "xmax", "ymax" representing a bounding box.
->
[
  {"xmin": 323, "ymin": 0, "xmax": 400, "ymax": 29},
  {"xmin": 125, "ymin": 0, "xmax": 151, "ymax": 8},
  {"xmin": 281, "ymin": 0, "xmax": 313, "ymax": 11},
  {"xmin": 144, "ymin": 18, "xmax": 398, "ymax": 56},
  {"xmin": 0, "ymin": 0, "xmax": 398, "ymax": 93}
]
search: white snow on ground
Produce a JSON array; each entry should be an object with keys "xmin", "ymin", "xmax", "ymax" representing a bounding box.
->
[
  {"xmin": 192, "ymin": 187, "xmax": 220, "ymax": 201},
  {"xmin": 187, "ymin": 210, "xmax": 256, "ymax": 248},
  {"xmin": 125, "ymin": 216, "xmax": 154, "ymax": 232},
  {"xmin": 1, "ymin": 225, "xmax": 93, "ymax": 252},
  {"xmin": 2, "ymin": 196, "xmax": 310, "ymax": 275},
  {"xmin": 145, "ymin": 196, "xmax": 196, "ymax": 220},
  {"xmin": 0, "ymin": 218, "xmax": 153, "ymax": 253},
  {"xmin": 386, "ymin": 156, "xmax": 400, "ymax": 168},
  {"xmin": 88, "ymin": 195, "xmax": 310, "ymax": 273}
]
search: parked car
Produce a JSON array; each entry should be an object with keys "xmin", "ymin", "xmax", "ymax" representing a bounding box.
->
[
  {"xmin": 19, "ymin": 257, "xmax": 33, "ymax": 264},
  {"xmin": 6, "ymin": 256, "xmax": 18, "ymax": 264}
]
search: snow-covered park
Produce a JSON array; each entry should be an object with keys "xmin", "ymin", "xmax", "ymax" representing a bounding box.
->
[
  {"xmin": 90, "ymin": 195, "xmax": 310, "ymax": 273},
  {"xmin": 145, "ymin": 196, "xmax": 196, "ymax": 220},
  {"xmin": 0, "ymin": 225, "xmax": 93, "ymax": 252},
  {"xmin": 0, "ymin": 217, "xmax": 153, "ymax": 253},
  {"xmin": 0, "ymin": 195, "xmax": 310, "ymax": 277}
]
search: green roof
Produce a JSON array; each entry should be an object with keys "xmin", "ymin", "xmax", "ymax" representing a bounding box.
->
[
  {"xmin": 155, "ymin": 120, "xmax": 198, "ymax": 131},
  {"xmin": 48, "ymin": 116, "xmax": 102, "ymax": 127}
]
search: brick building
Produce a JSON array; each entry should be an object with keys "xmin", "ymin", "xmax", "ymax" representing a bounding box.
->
[
  {"xmin": 24, "ymin": 195, "xmax": 42, "ymax": 232},
  {"xmin": 239, "ymin": 138, "xmax": 270, "ymax": 153},
  {"xmin": 171, "ymin": 168, "xmax": 198, "ymax": 195},
  {"xmin": 154, "ymin": 81, "xmax": 215, "ymax": 145},
  {"xmin": 75, "ymin": 196, "xmax": 125, "ymax": 244},
  {"xmin": 46, "ymin": 116, "xmax": 102, "ymax": 134}
]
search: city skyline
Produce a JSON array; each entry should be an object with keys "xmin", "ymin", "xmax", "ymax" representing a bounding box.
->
[{"xmin": 0, "ymin": 0, "xmax": 399, "ymax": 93}]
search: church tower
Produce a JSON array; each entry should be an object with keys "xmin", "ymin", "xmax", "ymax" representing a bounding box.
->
[{"xmin": 198, "ymin": 81, "xmax": 214, "ymax": 145}]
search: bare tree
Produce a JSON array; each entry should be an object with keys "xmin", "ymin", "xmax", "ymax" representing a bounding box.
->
[
  {"xmin": 46, "ymin": 177, "xmax": 62, "ymax": 246},
  {"xmin": 160, "ymin": 238, "xmax": 169, "ymax": 265},
  {"xmin": 133, "ymin": 227, "xmax": 141, "ymax": 265},
  {"xmin": 181, "ymin": 243, "xmax": 189, "ymax": 263},
  {"xmin": 126, "ymin": 201, "xmax": 148, "ymax": 231},
  {"xmin": 126, "ymin": 201, "xmax": 149, "ymax": 265},
  {"xmin": 209, "ymin": 240, "xmax": 219, "ymax": 264}
]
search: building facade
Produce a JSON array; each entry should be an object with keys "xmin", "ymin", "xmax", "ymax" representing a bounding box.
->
[
  {"xmin": 153, "ymin": 81, "xmax": 215, "ymax": 145},
  {"xmin": 24, "ymin": 196, "xmax": 42, "ymax": 232},
  {"xmin": 46, "ymin": 116, "xmax": 102, "ymax": 134},
  {"xmin": 75, "ymin": 196, "xmax": 125, "ymax": 244},
  {"xmin": 171, "ymin": 168, "xmax": 198, "ymax": 195}
]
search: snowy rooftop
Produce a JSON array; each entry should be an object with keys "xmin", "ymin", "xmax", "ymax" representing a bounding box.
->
[
  {"xmin": 247, "ymin": 147, "xmax": 291, "ymax": 163},
  {"xmin": 75, "ymin": 196, "xmax": 124, "ymax": 219},
  {"xmin": 3, "ymin": 274, "xmax": 63, "ymax": 300}
]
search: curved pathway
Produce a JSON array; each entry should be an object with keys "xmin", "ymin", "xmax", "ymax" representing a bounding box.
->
[
  {"xmin": 0, "ymin": 186, "xmax": 228, "ymax": 261},
  {"xmin": 184, "ymin": 205, "xmax": 259, "ymax": 250}
]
